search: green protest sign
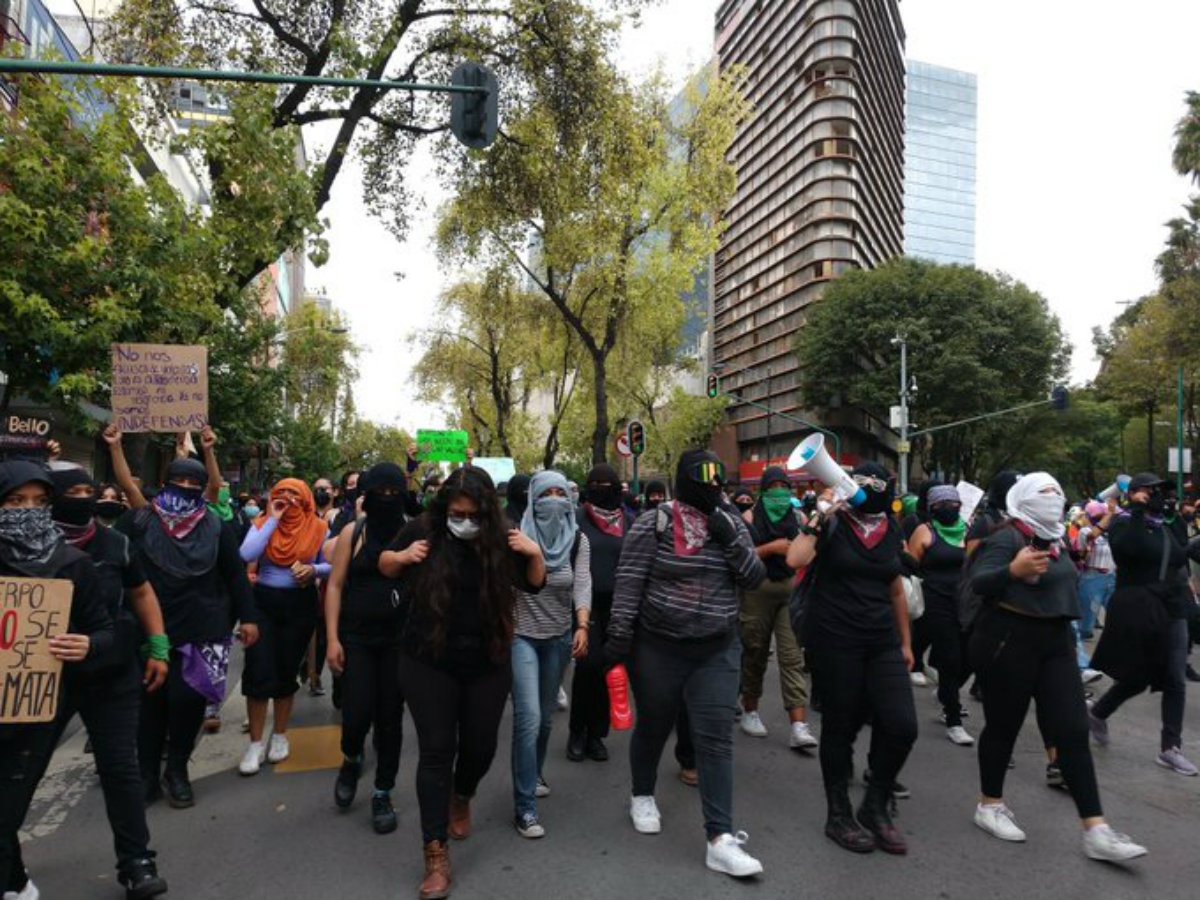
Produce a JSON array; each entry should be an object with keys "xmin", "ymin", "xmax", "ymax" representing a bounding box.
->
[{"xmin": 416, "ymin": 429, "xmax": 469, "ymax": 463}]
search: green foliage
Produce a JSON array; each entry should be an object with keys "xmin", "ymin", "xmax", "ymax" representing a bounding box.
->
[
  {"xmin": 638, "ymin": 388, "xmax": 727, "ymax": 478},
  {"xmin": 796, "ymin": 258, "xmax": 1071, "ymax": 482},
  {"xmin": 336, "ymin": 419, "xmax": 414, "ymax": 473},
  {"xmin": 280, "ymin": 302, "xmax": 357, "ymax": 426},
  {"xmin": 278, "ymin": 414, "xmax": 340, "ymax": 483}
]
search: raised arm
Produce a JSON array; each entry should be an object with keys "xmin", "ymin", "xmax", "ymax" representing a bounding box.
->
[
  {"xmin": 199, "ymin": 426, "xmax": 222, "ymax": 504},
  {"xmin": 102, "ymin": 424, "xmax": 146, "ymax": 509}
]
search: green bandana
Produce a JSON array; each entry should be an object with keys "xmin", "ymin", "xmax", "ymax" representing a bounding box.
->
[
  {"xmin": 208, "ymin": 486, "xmax": 234, "ymax": 523},
  {"xmin": 761, "ymin": 487, "xmax": 793, "ymax": 524},
  {"xmin": 930, "ymin": 517, "xmax": 967, "ymax": 547}
]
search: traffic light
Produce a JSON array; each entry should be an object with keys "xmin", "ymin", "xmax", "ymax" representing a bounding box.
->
[
  {"xmin": 450, "ymin": 62, "xmax": 499, "ymax": 149},
  {"xmin": 706, "ymin": 373, "xmax": 719, "ymax": 398},
  {"xmin": 627, "ymin": 420, "xmax": 646, "ymax": 456},
  {"xmin": 1050, "ymin": 385, "xmax": 1069, "ymax": 411}
]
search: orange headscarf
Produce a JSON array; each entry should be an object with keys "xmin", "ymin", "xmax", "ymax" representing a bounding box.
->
[{"xmin": 255, "ymin": 478, "xmax": 328, "ymax": 567}]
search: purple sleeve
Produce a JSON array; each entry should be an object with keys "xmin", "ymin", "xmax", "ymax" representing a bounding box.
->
[
  {"xmin": 312, "ymin": 542, "xmax": 332, "ymax": 579},
  {"xmin": 239, "ymin": 517, "xmax": 278, "ymax": 563}
]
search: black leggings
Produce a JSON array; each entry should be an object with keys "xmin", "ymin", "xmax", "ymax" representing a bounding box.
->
[
  {"xmin": 807, "ymin": 637, "xmax": 917, "ymax": 793},
  {"xmin": 570, "ymin": 607, "xmax": 610, "ymax": 739},
  {"xmin": 399, "ymin": 652, "xmax": 512, "ymax": 843},
  {"xmin": 340, "ymin": 640, "xmax": 404, "ymax": 791},
  {"xmin": 139, "ymin": 650, "xmax": 207, "ymax": 779},
  {"xmin": 0, "ymin": 722, "xmax": 57, "ymax": 893},
  {"xmin": 924, "ymin": 603, "xmax": 970, "ymax": 726},
  {"xmin": 969, "ymin": 607, "xmax": 1102, "ymax": 818}
]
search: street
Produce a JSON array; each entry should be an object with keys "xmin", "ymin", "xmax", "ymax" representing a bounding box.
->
[{"xmin": 20, "ymin": 649, "xmax": 1200, "ymax": 900}]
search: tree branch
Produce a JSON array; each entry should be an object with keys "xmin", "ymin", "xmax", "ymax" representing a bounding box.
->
[{"xmin": 249, "ymin": 0, "xmax": 317, "ymax": 60}]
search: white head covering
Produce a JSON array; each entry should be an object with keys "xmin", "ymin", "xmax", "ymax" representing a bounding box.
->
[{"xmin": 1005, "ymin": 472, "xmax": 1065, "ymax": 540}]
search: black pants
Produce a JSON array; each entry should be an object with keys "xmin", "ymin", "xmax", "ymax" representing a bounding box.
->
[
  {"xmin": 1093, "ymin": 618, "xmax": 1188, "ymax": 752},
  {"xmin": 924, "ymin": 603, "xmax": 970, "ymax": 726},
  {"xmin": 910, "ymin": 615, "xmax": 931, "ymax": 675},
  {"xmin": 674, "ymin": 703, "xmax": 695, "ymax": 770},
  {"xmin": 399, "ymin": 652, "xmax": 512, "ymax": 843},
  {"xmin": 140, "ymin": 651, "xmax": 206, "ymax": 781},
  {"xmin": 50, "ymin": 661, "xmax": 152, "ymax": 871},
  {"xmin": 969, "ymin": 607, "xmax": 1102, "ymax": 818},
  {"xmin": 340, "ymin": 640, "xmax": 404, "ymax": 791},
  {"xmin": 629, "ymin": 631, "xmax": 740, "ymax": 839},
  {"xmin": 570, "ymin": 607, "xmax": 611, "ymax": 740},
  {"xmin": 0, "ymin": 722, "xmax": 57, "ymax": 893},
  {"xmin": 243, "ymin": 585, "xmax": 319, "ymax": 700},
  {"xmin": 807, "ymin": 637, "xmax": 917, "ymax": 794}
]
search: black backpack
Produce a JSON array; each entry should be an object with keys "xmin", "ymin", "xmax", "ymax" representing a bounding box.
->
[{"xmin": 956, "ymin": 518, "xmax": 1017, "ymax": 631}]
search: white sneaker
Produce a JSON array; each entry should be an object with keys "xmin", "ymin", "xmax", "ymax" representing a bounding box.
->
[
  {"xmin": 267, "ymin": 733, "xmax": 290, "ymax": 764},
  {"xmin": 909, "ymin": 672, "xmax": 929, "ymax": 687},
  {"xmin": 630, "ymin": 795, "xmax": 662, "ymax": 834},
  {"xmin": 556, "ymin": 685, "xmax": 569, "ymax": 711},
  {"xmin": 974, "ymin": 802, "xmax": 1026, "ymax": 842},
  {"xmin": 3, "ymin": 878, "xmax": 39, "ymax": 900},
  {"xmin": 239, "ymin": 741, "xmax": 265, "ymax": 776},
  {"xmin": 740, "ymin": 711, "xmax": 768, "ymax": 738},
  {"xmin": 706, "ymin": 831, "xmax": 763, "ymax": 878},
  {"xmin": 535, "ymin": 776, "xmax": 551, "ymax": 798},
  {"xmin": 789, "ymin": 721, "xmax": 819, "ymax": 749},
  {"xmin": 1081, "ymin": 668, "xmax": 1104, "ymax": 684},
  {"xmin": 1083, "ymin": 824, "xmax": 1147, "ymax": 862},
  {"xmin": 947, "ymin": 726, "xmax": 975, "ymax": 746}
]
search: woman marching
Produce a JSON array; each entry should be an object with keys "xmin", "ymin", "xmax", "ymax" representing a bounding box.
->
[
  {"xmin": 907, "ymin": 483, "xmax": 973, "ymax": 746},
  {"xmin": 967, "ymin": 472, "xmax": 1146, "ymax": 861},
  {"xmin": 511, "ymin": 470, "xmax": 591, "ymax": 838},
  {"xmin": 104, "ymin": 425, "xmax": 259, "ymax": 808},
  {"xmin": 786, "ymin": 462, "xmax": 916, "ymax": 855},
  {"xmin": 238, "ymin": 478, "xmax": 330, "ymax": 774},
  {"xmin": 0, "ymin": 461, "xmax": 115, "ymax": 900},
  {"xmin": 379, "ymin": 467, "xmax": 545, "ymax": 900},
  {"xmin": 324, "ymin": 463, "xmax": 410, "ymax": 834}
]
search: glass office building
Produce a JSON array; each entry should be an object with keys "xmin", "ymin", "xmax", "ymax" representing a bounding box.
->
[{"xmin": 904, "ymin": 60, "xmax": 977, "ymax": 265}]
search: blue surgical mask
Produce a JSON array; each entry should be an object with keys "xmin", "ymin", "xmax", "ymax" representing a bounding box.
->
[{"xmin": 243, "ymin": 505, "xmax": 260, "ymax": 518}]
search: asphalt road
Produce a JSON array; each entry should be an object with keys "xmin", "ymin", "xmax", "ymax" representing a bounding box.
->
[{"xmin": 20, "ymin": 647, "xmax": 1200, "ymax": 900}]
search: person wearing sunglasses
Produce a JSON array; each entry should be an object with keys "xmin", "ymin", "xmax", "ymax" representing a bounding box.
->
[
  {"xmin": 907, "ymin": 484, "xmax": 973, "ymax": 747},
  {"xmin": 608, "ymin": 448, "xmax": 767, "ymax": 879},
  {"xmin": 786, "ymin": 461, "xmax": 916, "ymax": 856},
  {"xmin": 379, "ymin": 466, "xmax": 545, "ymax": 900}
]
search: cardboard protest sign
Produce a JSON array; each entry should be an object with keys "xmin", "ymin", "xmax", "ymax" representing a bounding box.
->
[
  {"xmin": 472, "ymin": 457, "xmax": 516, "ymax": 486},
  {"xmin": 111, "ymin": 343, "xmax": 208, "ymax": 433},
  {"xmin": 416, "ymin": 429, "xmax": 470, "ymax": 463},
  {"xmin": 956, "ymin": 481, "xmax": 986, "ymax": 525},
  {"xmin": 0, "ymin": 577, "xmax": 73, "ymax": 723}
]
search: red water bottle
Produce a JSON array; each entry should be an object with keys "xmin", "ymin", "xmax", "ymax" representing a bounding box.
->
[{"xmin": 606, "ymin": 664, "xmax": 633, "ymax": 731}]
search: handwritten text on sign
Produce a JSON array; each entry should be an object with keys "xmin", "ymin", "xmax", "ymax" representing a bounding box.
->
[
  {"xmin": 416, "ymin": 429, "xmax": 469, "ymax": 463},
  {"xmin": 0, "ymin": 577, "xmax": 72, "ymax": 723},
  {"xmin": 112, "ymin": 343, "xmax": 209, "ymax": 433}
]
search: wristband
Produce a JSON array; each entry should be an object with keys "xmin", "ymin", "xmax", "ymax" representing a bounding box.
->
[{"xmin": 140, "ymin": 633, "xmax": 171, "ymax": 662}]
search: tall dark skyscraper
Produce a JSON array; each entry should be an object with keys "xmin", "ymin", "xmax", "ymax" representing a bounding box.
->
[{"xmin": 712, "ymin": 0, "xmax": 906, "ymax": 473}]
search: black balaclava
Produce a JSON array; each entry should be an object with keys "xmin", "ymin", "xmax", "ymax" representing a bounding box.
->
[
  {"xmin": 50, "ymin": 467, "xmax": 97, "ymax": 526},
  {"xmin": 644, "ymin": 479, "xmax": 668, "ymax": 509},
  {"xmin": 851, "ymin": 461, "xmax": 895, "ymax": 516},
  {"xmin": 674, "ymin": 449, "xmax": 724, "ymax": 515},
  {"xmin": 987, "ymin": 470, "xmax": 1021, "ymax": 514},
  {"xmin": 585, "ymin": 464, "xmax": 622, "ymax": 510},
  {"xmin": 361, "ymin": 463, "xmax": 408, "ymax": 536},
  {"xmin": 507, "ymin": 474, "xmax": 532, "ymax": 520},
  {"xmin": 166, "ymin": 457, "xmax": 209, "ymax": 490}
]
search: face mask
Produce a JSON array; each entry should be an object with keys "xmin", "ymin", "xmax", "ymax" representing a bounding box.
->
[
  {"xmin": 447, "ymin": 517, "xmax": 480, "ymax": 541},
  {"xmin": 314, "ymin": 489, "xmax": 331, "ymax": 507},
  {"xmin": 243, "ymin": 505, "xmax": 260, "ymax": 518},
  {"xmin": 734, "ymin": 500, "xmax": 755, "ymax": 513},
  {"xmin": 53, "ymin": 495, "xmax": 96, "ymax": 527},
  {"xmin": 932, "ymin": 506, "xmax": 960, "ymax": 526},
  {"xmin": 1145, "ymin": 490, "xmax": 1165, "ymax": 515},
  {"xmin": 857, "ymin": 487, "xmax": 895, "ymax": 516},
  {"xmin": 96, "ymin": 500, "xmax": 125, "ymax": 522},
  {"xmin": 343, "ymin": 488, "xmax": 359, "ymax": 506},
  {"xmin": 761, "ymin": 487, "xmax": 793, "ymax": 523},
  {"xmin": 364, "ymin": 492, "xmax": 405, "ymax": 522},
  {"xmin": 535, "ymin": 495, "xmax": 573, "ymax": 521},
  {"xmin": 587, "ymin": 484, "xmax": 622, "ymax": 510}
]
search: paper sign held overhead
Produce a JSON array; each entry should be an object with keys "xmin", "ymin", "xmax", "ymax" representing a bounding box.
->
[
  {"xmin": 416, "ymin": 429, "xmax": 470, "ymax": 463},
  {"xmin": 0, "ymin": 577, "xmax": 73, "ymax": 723},
  {"xmin": 472, "ymin": 457, "xmax": 516, "ymax": 486},
  {"xmin": 111, "ymin": 343, "xmax": 209, "ymax": 433},
  {"xmin": 955, "ymin": 481, "xmax": 985, "ymax": 525}
]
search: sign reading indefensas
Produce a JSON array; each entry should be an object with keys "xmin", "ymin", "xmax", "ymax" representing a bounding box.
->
[{"xmin": 111, "ymin": 343, "xmax": 209, "ymax": 433}]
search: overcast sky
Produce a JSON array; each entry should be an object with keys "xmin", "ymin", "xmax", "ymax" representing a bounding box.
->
[{"xmin": 312, "ymin": 0, "xmax": 1200, "ymax": 432}]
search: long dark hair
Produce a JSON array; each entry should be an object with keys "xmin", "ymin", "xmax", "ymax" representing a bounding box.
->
[{"xmin": 416, "ymin": 466, "xmax": 515, "ymax": 662}]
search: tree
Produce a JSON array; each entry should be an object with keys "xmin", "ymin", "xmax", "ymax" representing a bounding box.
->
[
  {"xmin": 280, "ymin": 302, "xmax": 357, "ymax": 434},
  {"xmin": 337, "ymin": 418, "xmax": 413, "ymax": 473},
  {"xmin": 438, "ymin": 45, "xmax": 749, "ymax": 462},
  {"xmin": 796, "ymin": 258, "xmax": 1071, "ymax": 482},
  {"xmin": 1172, "ymin": 90, "xmax": 1200, "ymax": 186}
]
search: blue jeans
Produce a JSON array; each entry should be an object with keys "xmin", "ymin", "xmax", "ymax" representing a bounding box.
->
[
  {"xmin": 1078, "ymin": 570, "xmax": 1115, "ymax": 638},
  {"xmin": 511, "ymin": 630, "xmax": 572, "ymax": 818}
]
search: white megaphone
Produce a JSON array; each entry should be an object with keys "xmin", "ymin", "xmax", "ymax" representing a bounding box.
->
[
  {"xmin": 1096, "ymin": 474, "xmax": 1131, "ymax": 503},
  {"xmin": 786, "ymin": 434, "xmax": 866, "ymax": 507}
]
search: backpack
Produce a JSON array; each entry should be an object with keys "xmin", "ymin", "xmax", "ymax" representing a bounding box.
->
[
  {"xmin": 787, "ymin": 515, "xmax": 841, "ymax": 646},
  {"xmin": 956, "ymin": 519, "xmax": 1019, "ymax": 631}
]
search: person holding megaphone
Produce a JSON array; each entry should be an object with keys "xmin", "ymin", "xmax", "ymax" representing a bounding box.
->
[{"xmin": 785, "ymin": 460, "xmax": 917, "ymax": 856}]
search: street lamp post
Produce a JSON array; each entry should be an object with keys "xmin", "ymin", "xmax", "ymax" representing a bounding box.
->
[{"xmin": 891, "ymin": 335, "xmax": 916, "ymax": 495}]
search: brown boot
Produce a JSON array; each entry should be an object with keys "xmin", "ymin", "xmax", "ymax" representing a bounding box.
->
[
  {"xmin": 419, "ymin": 840, "xmax": 451, "ymax": 900},
  {"xmin": 448, "ymin": 795, "xmax": 471, "ymax": 840}
]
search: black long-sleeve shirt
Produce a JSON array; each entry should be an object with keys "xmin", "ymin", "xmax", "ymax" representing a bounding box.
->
[
  {"xmin": 1108, "ymin": 508, "xmax": 1190, "ymax": 618},
  {"xmin": 971, "ymin": 526, "xmax": 1080, "ymax": 620}
]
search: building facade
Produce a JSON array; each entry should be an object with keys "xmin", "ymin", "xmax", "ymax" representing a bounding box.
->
[
  {"xmin": 904, "ymin": 60, "xmax": 977, "ymax": 265},
  {"xmin": 712, "ymin": 0, "xmax": 906, "ymax": 475}
]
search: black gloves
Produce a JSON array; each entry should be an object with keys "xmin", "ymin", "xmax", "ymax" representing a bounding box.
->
[{"xmin": 707, "ymin": 508, "xmax": 739, "ymax": 547}]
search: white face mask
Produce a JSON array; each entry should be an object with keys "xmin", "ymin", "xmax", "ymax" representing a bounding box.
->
[
  {"xmin": 1007, "ymin": 474, "xmax": 1066, "ymax": 540},
  {"xmin": 447, "ymin": 517, "xmax": 480, "ymax": 541}
]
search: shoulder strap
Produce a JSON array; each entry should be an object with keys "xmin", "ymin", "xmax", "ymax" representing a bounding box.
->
[
  {"xmin": 570, "ymin": 530, "xmax": 582, "ymax": 567},
  {"xmin": 351, "ymin": 516, "xmax": 368, "ymax": 557},
  {"xmin": 1159, "ymin": 527, "xmax": 1172, "ymax": 583},
  {"xmin": 655, "ymin": 501, "xmax": 673, "ymax": 535}
]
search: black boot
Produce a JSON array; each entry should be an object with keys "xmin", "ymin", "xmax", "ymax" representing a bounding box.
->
[
  {"xmin": 335, "ymin": 757, "xmax": 362, "ymax": 809},
  {"xmin": 119, "ymin": 857, "xmax": 168, "ymax": 900},
  {"xmin": 857, "ymin": 781, "xmax": 906, "ymax": 855},
  {"xmin": 371, "ymin": 791, "xmax": 398, "ymax": 834},
  {"xmin": 567, "ymin": 730, "xmax": 586, "ymax": 762},
  {"xmin": 585, "ymin": 735, "xmax": 609, "ymax": 762},
  {"xmin": 163, "ymin": 768, "xmax": 194, "ymax": 809},
  {"xmin": 824, "ymin": 784, "xmax": 874, "ymax": 853}
]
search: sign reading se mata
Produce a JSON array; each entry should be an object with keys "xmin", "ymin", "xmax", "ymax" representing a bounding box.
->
[
  {"xmin": 0, "ymin": 577, "xmax": 72, "ymax": 723},
  {"xmin": 111, "ymin": 343, "xmax": 209, "ymax": 433}
]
